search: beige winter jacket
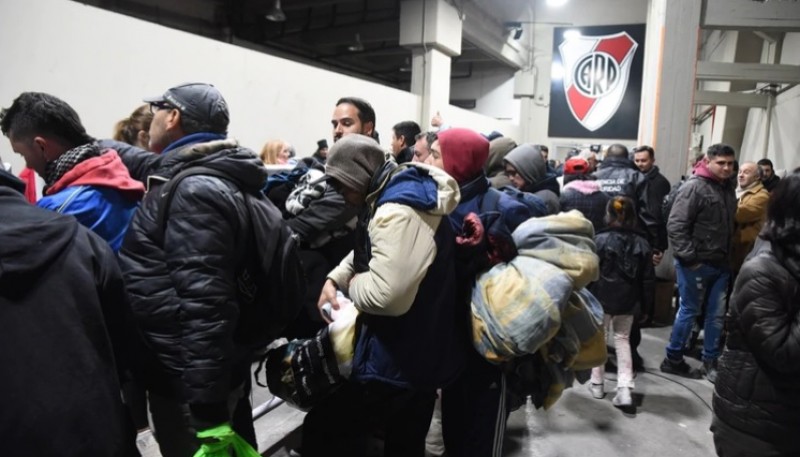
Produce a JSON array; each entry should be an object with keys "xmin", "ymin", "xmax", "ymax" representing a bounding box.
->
[
  {"xmin": 732, "ymin": 181, "xmax": 769, "ymax": 271},
  {"xmin": 328, "ymin": 164, "xmax": 460, "ymax": 317}
]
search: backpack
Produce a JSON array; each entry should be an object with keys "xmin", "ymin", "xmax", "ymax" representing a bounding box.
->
[
  {"xmin": 499, "ymin": 186, "xmax": 549, "ymax": 218},
  {"xmin": 661, "ymin": 177, "xmax": 686, "ymax": 222},
  {"xmin": 156, "ymin": 165, "xmax": 305, "ymax": 348}
]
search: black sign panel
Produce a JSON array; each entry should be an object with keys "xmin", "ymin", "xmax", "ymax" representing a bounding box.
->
[{"xmin": 548, "ymin": 24, "xmax": 646, "ymax": 139}]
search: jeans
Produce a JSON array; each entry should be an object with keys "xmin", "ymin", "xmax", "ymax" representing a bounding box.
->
[{"xmin": 667, "ymin": 262, "xmax": 730, "ymax": 361}]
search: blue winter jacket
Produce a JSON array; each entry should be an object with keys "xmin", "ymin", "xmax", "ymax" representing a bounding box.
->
[{"xmin": 39, "ymin": 186, "xmax": 138, "ymax": 252}]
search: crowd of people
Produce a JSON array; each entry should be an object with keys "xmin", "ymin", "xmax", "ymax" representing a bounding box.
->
[{"xmin": 0, "ymin": 82, "xmax": 797, "ymax": 457}]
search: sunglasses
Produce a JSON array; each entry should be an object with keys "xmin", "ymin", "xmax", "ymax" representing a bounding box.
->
[{"xmin": 149, "ymin": 102, "xmax": 174, "ymax": 114}]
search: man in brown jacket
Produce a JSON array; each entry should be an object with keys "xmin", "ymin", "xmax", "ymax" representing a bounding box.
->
[{"xmin": 732, "ymin": 161, "xmax": 769, "ymax": 273}]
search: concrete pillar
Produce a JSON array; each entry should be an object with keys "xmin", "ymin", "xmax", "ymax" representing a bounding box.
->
[
  {"xmin": 638, "ymin": 0, "xmax": 701, "ymax": 183},
  {"xmin": 400, "ymin": 0, "xmax": 462, "ymax": 126},
  {"xmin": 514, "ymin": 67, "xmax": 537, "ymax": 144}
]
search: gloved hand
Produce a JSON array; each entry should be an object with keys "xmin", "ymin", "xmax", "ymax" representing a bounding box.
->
[{"xmin": 192, "ymin": 423, "xmax": 260, "ymax": 457}]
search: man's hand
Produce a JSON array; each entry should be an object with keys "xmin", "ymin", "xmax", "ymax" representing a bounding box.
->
[
  {"xmin": 652, "ymin": 250, "xmax": 664, "ymax": 266},
  {"xmin": 317, "ymin": 279, "xmax": 340, "ymax": 323},
  {"xmin": 431, "ymin": 111, "xmax": 443, "ymax": 128}
]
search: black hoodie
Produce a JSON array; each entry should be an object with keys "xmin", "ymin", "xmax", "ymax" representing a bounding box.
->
[{"xmin": 0, "ymin": 175, "xmax": 136, "ymax": 456}]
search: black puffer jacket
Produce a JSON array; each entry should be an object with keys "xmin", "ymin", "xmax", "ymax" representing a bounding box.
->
[
  {"xmin": 118, "ymin": 139, "xmax": 267, "ymax": 424},
  {"xmin": 713, "ymin": 238, "xmax": 800, "ymax": 452},
  {"xmin": 588, "ymin": 227, "xmax": 655, "ymax": 316}
]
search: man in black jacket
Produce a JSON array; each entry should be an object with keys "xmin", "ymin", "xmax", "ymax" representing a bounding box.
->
[
  {"xmin": 633, "ymin": 145, "xmax": 671, "ymax": 253},
  {"xmin": 0, "ymin": 167, "xmax": 137, "ymax": 456},
  {"xmin": 116, "ymin": 83, "xmax": 267, "ymax": 456},
  {"xmin": 390, "ymin": 120, "xmax": 421, "ymax": 164},
  {"xmin": 662, "ymin": 144, "xmax": 737, "ymax": 383},
  {"xmin": 281, "ymin": 97, "xmax": 373, "ymax": 339},
  {"xmin": 594, "ymin": 144, "xmax": 660, "ymax": 250},
  {"xmin": 757, "ymin": 158, "xmax": 781, "ymax": 192}
]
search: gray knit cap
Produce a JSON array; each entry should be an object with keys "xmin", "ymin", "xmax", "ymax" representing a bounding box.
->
[
  {"xmin": 325, "ymin": 134, "xmax": 386, "ymax": 196},
  {"xmin": 504, "ymin": 143, "xmax": 545, "ymax": 185}
]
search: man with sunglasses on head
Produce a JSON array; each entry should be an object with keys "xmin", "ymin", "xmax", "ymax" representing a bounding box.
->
[{"xmin": 112, "ymin": 82, "xmax": 268, "ymax": 456}]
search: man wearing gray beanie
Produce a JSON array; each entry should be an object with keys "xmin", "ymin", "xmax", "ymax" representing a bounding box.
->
[{"xmin": 301, "ymin": 134, "xmax": 465, "ymax": 457}]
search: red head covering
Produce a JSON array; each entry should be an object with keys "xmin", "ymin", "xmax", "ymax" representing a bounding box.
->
[
  {"xmin": 436, "ymin": 128, "xmax": 490, "ymax": 184},
  {"xmin": 564, "ymin": 157, "xmax": 590, "ymax": 175}
]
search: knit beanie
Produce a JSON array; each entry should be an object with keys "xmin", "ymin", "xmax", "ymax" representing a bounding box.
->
[
  {"xmin": 437, "ymin": 128, "xmax": 489, "ymax": 184},
  {"xmin": 504, "ymin": 144, "xmax": 545, "ymax": 185},
  {"xmin": 325, "ymin": 134, "xmax": 386, "ymax": 196}
]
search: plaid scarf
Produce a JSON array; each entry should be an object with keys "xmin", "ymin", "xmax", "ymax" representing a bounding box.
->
[{"xmin": 43, "ymin": 143, "xmax": 101, "ymax": 191}]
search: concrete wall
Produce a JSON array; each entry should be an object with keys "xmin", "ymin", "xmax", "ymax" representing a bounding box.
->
[
  {"xmin": 450, "ymin": 67, "xmax": 521, "ymax": 123},
  {"xmin": 0, "ymin": 0, "xmax": 518, "ymax": 174},
  {"xmin": 740, "ymin": 32, "xmax": 800, "ymax": 173}
]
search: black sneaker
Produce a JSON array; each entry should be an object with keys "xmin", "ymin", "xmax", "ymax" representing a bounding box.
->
[
  {"xmin": 660, "ymin": 357, "xmax": 702, "ymax": 379},
  {"xmin": 703, "ymin": 359, "xmax": 718, "ymax": 384}
]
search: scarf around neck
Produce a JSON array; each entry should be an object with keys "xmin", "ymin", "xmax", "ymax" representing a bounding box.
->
[{"xmin": 43, "ymin": 142, "xmax": 101, "ymax": 191}]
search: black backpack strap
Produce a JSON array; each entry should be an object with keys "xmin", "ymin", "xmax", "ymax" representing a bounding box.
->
[{"xmin": 155, "ymin": 166, "xmax": 242, "ymax": 245}]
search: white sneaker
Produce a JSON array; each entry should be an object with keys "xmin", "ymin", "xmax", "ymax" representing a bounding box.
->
[
  {"xmin": 613, "ymin": 387, "xmax": 632, "ymax": 407},
  {"xmin": 589, "ymin": 383, "xmax": 605, "ymax": 399}
]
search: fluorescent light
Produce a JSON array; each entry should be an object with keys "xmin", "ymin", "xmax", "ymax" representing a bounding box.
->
[
  {"xmin": 563, "ymin": 29, "xmax": 581, "ymax": 40},
  {"xmin": 551, "ymin": 62, "xmax": 565, "ymax": 80},
  {"xmin": 546, "ymin": 0, "xmax": 568, "ymax": 7}
]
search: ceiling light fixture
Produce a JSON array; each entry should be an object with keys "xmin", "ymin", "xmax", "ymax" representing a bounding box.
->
[
  {"xmin": 348, "ymin": 33, "xmax": 365, "ymax": 52},
  {"xmin": 265, "ymin": 0, "xmax": 286, "ymax": 22},
  {"xmin": 546, "ymin": 0, "xmax": 569, "ymax": 7}
]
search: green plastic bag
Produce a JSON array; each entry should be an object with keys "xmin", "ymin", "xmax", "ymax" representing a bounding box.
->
[{"xmin": 192, "ymin": 423, "xmax": 260, "ymax": 457}]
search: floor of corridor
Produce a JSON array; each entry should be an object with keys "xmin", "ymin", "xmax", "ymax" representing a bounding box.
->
[
  {"xmin": 500, "ymin": 325, "xmax": 715, "ymax": 457},
  {"xmin": 261, "ymin": 325, "xmax": 716, "ymax": 457}
]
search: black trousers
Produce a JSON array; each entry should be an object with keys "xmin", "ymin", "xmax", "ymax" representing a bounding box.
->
[
  {"xmin": 302, "ymin": 380, "xmax": 436, "ymax": 457},
  {"xmin": 442, "ymin": 350, "xmax": 508, "ymax": 457}
]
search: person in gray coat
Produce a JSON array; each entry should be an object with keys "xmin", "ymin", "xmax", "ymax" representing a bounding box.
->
[{"xmin": 503, "ymin": 143, "xmax": 561, "ymax": 214}]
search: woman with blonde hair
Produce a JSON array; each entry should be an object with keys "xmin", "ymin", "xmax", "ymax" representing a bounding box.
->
[
  {"xmin": 260, "ymin": 140, "xmax": 291, "ymax": 165},
  {"xmin": 112, "ymin": 104, "xmax": 153, "ymax": 149}
]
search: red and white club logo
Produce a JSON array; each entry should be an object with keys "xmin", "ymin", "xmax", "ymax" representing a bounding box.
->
[{"xmin": 559, "ymin": 32, "xmax": 638, "ymax": 131}]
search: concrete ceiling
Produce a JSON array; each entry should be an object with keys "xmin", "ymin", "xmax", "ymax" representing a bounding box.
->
[
  {"xmin": 79, "ymin": 0, "xmax": 534, "ymax": 88},
  {"xmin": 79, "ymin": 0, "xmax": 649, "ymax": 89}
]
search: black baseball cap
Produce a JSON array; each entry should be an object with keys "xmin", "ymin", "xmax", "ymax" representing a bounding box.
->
[{"xmin": 144, "ymin": 82, "xmax": 229, "ymax": 133}]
